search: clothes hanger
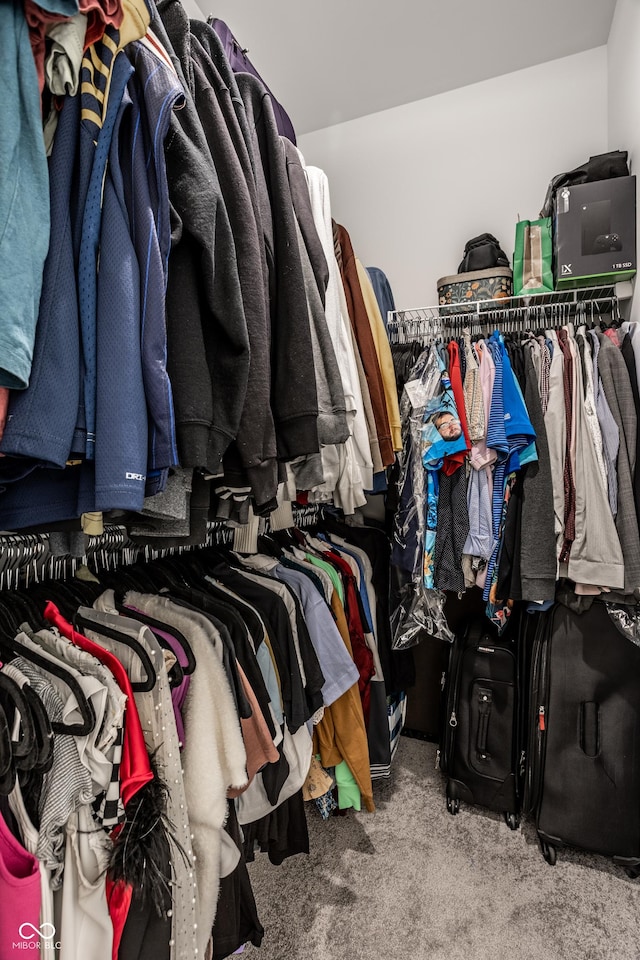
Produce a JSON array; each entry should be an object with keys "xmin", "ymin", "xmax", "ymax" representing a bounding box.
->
[
  {"xmin": 0, "ymin": 672, "xmax": 36, "ymax": 765},
  {"xmin": 256, "ymin": 533, "xmax": 284, "ymax": 559},
  {"xmin": 0, "ymin": 604, "xmax": 96, "ymax": 737},
  {"xmin": 0, "ymin": 702, "xmax": 15, "ymax": 796},
  {"xmin": 173, "ymin": 551, "xmax": 210, "ymax": 581},
  {"xmin": 20, "ymin": 682, "xmax": 54, "ymax": 774},
  {"xmin": 123, "ymin": 561, "xmax": 170, "ymax": 593},
  {"xmin": 99, "ymin": 564, "xmax": 156, "ymax": 596},
  {"xmin": 1, "ymin": 590, "xmax": 47, "ymax": 633},
  {"xmin": 145, "ymin": 556, "xmax": 190, "ymax": 591},
  {"xmin": 163, "ymin": 651, "xmax": 185, "ymax": 690},
  {"xmin": 28, "ymin": 581, "xmax": 82, "ymax": 623},
  {"xmin": 72, "ymin": 611, "xmax": 157, "ymax": 693},
  {"xmin": 1, "ymin": 679, "xmax": 52, "ymax": 776},
  {"xmin": 109, "ymin": 591, "xmax": 197, "ymax": 676}
]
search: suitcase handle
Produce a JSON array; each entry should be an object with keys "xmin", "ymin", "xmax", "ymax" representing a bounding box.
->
[
  {"xmin": 580, "ymin": 701, "xmax": 600, "ymax": 758},
  {"xmin": 476, "ymin": 687, "xmax": 493, "ymax": 760}
]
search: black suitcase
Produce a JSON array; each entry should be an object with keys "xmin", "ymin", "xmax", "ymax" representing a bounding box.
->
[
  {"xmin": 439, "ymin": 617, "xmax": 520, "ymax": 829},
  {"xmin": 524, "ymin": 602, "xmax": 640, "ymax": 873}
]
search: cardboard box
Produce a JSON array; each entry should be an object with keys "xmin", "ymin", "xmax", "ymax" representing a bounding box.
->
[{"xmin": 555, "ymin": 175, "xmax": 636, "ymax": 289}]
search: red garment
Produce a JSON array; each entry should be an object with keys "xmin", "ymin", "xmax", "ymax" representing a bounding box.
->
[
  {"xmin": 25, "ymin": 0, "xmax": 124, "ymax": 95},
  {"xmin": 320, "ymin": 549, "xmax": 374, "ymax": 726},
  {"xmin": 25, "ymin": 2, "xmax": 66, "ymax": 94},
  {"xmin": 442, "ymin": 341, "xmax": 471, "ymax": 476},
  {"xmin": 105, "ymin": 879, "xmax": 133, "ymax": 960},
  {"xmin": 43, "ymin": 601, "xmax": 153, "ymax": 806},
  {"xmin": 43, "ymin": 602, "xmax": 153, "ymax": 960}
]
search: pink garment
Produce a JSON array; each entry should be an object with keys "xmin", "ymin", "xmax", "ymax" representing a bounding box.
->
[
  {"xmin": 0, "ymin": 810, "xmax": 42, "ymax": 959},
  {"xmin": 78, "ymin": 0, "xmax": 124, "ymax": 45},
  {"xmin": 574, "ymin": 583, "xmax": 603, "ymax": 596},
  {"xmin": 470, "ymin": 340, "xmax": 498, "ymax": 470},
  {"xmin": 0, "ymin": 389, "xmax": 9, "ymax": 444},
  {"xmin": 604, "ymin": 327, "xmax": 622, "ymax": 348},
  {"xmin": 26, "ymin": 0, "xmax": 124, "ymax": 94}
]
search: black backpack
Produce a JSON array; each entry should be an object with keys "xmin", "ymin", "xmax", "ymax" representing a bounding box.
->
[{"xmin": 458, "ymin": 233, "xmax": 510, "ymax": 273}]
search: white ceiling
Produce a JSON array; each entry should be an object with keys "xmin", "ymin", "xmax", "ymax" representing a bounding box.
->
[{"xmin": 193, "ymin": 0, "xmax": 617, "ymax": 135}]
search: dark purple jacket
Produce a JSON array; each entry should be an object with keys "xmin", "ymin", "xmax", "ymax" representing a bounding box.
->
[{"xmin": 209, "ymin": 18, "xmax": 297, "ymax": 144}]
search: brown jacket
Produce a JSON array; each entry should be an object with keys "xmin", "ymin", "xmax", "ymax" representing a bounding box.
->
[{"xmin": 334, "ymin": 222, "xmax": 394, "ymax": 467}]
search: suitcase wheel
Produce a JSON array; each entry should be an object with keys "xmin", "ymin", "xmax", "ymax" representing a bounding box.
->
[
  {"xmin": 446, "ymin": 796, "xmax": 460, "ymax": 816},
  {"xmin": 540, "ymin": 840, "xmax": 557, "ymax": 866},
  {"xmin": 504, "ymin": 812, "xmax": 519, "ymax": 831},
  {"xmin": 625, "ymin": 867, "xmax": 640, "ymax": 880}
]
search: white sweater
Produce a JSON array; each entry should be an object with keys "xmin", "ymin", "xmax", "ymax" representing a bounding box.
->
[{"xmin": 303, "ymin": 160, "xmax": 374, "ymax": 496}]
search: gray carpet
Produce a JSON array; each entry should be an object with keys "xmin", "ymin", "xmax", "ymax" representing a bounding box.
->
[{"xmin": 246, "ymin": 737, "xmax": 640, "ymax": 960}]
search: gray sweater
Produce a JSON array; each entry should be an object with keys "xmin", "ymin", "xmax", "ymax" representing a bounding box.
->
[
  {"xmin": 596, "ymin": 330, "xmax": 640, "ymax": 595},
  {"xmin": 520, "ymin": 343, "xmax": 557, "ymax": 601}
]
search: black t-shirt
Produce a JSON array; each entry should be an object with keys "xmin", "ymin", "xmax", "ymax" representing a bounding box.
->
[{"xmin": 203, "ymin": 562, "xmax": 311, "ymax": 732}]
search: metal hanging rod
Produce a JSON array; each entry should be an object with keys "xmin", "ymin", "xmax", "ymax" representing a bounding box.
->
[
  {"xmin": 386, "ymin": 285, "xmax": 626, "ymax": 343},
  {"xmin": 388, "ymin": 284, "xmax": 621, "ymax": 325},
  {"xmin": 0, "ymin": 502, "xmax": 322, "ymax": 590}
]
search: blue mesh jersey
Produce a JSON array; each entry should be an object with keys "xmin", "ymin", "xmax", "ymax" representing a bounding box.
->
[
  {"xmin": 93, "ymin": 78, "xmax": 148, "ymax": 513},
  {"xmin": 76, "ymin": 48, "xmax": 135, "ymax": 460},
  {"xmin": 121, "ymin": 40, "xmax": 185, "ymax": 472}
]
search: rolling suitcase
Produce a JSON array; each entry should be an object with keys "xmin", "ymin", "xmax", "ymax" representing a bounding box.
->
[
  {"xmin": 525, "ymin": 601, "xmax": 640, "ymax": 873},
  {"xmin": 439, "ymin": 616, "xmax": 520, "ymax": 829}
]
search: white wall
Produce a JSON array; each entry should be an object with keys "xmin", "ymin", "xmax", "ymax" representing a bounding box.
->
[
  {"xmin": 299, "ymin": 48, "xmax": 608, "ymax": 310},
  {"xmin": 608, "ymin": 0, "xmax": 640, "ymax": 322},
  {"xmin": 180, "ymin": 0, "xmax": 207, "ymax": 19}
]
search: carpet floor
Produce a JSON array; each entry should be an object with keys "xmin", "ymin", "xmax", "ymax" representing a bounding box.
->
[{"xmin": 246, "ymin": 736, "xmax": 640, "ymax": 960}]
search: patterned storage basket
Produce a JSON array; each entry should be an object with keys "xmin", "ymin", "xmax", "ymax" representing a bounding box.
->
[{"xmin": 437, "ymin": 266, "xmax": 513, "ymax": 315}]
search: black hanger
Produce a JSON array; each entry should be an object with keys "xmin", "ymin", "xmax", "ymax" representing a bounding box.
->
[
  {"xmin": 0, "ymin": 703, "xmax": 15, "ymax": 796},
  {"xmin": 0, "ymin": 611, "xmax": 96, "ymax": 738},
  {"xmin": 123, "ymin": 562, "xmax": 165, "ymax": 594},
  {"xmin": 29, "ymin": 581, "xmax": 81, "ymax": 623},
  {"xmin": 155, "ymin": 556, "xmax": 193, "ymax": 588},
  {"xmin": 111, "ymin": 592, "xmax": 197, "ymax": 676},
  {"xmin": 59, "ymin": 577, "xmax": 102, "ymax": 608},
  {"xmin": 1, "ymin": 677, "xmax": 53, "ymax": 776},
  {"xmin": 0, "ymin": 672, "xmax": 36, "ymax": 765},
  {"xmin": 0, "ymin": 591, "xmax": 46, "ymax": 633},
  {"xmin": 173, "ymin": 551, "xmax": 210, "ymax": 582},
  {"xmin": 100, "ymin": 565, "xmax": 155, "ymax": 596},
  {"xmin": 164, "ymin": 652, "xmax": 184, "ymax": 690},
  {"xmin": 126, "ymin": 558, "xmax": 181, "ymax": 593},
  {"xmin": 21, "ymin": 683, "xmax": 54, "ymax": 774},
  {"xmin": 256, "ymin": 533, "xmax": 283, "ymax": 560},
  {"xmin": 0, "ymin": 596, "xmax": 21, "ymax": 639},
  {"xmin": 73, "ymin": 611, "xmax": 157, "ymax": 693},
  {"xmin": 259, "ymin": 528, "xmax": 297, "ymax": 552}
]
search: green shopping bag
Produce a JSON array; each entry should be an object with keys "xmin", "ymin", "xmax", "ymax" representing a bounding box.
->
[{"xmin": 513, "ymin": 218, "xmax": 554, "ymax": 295}]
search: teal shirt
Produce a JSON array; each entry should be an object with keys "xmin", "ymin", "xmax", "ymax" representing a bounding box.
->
[{"xmin": 0, "ymin": 4, "xmax": 50, "ymax": 389}]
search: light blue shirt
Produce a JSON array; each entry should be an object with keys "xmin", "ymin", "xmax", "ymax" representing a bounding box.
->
[{"xmin": 272, "ymin": 564, "xmax": 359, "ymax": 707}]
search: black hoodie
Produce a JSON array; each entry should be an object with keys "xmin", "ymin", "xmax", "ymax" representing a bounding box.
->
[
  {"xmin": 155, "ymin": 0, "xmax": 250, "ymax": 475},
  {"xmin": 236, "ymin": 72, "xmax": 319, "ymax": 462}
]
